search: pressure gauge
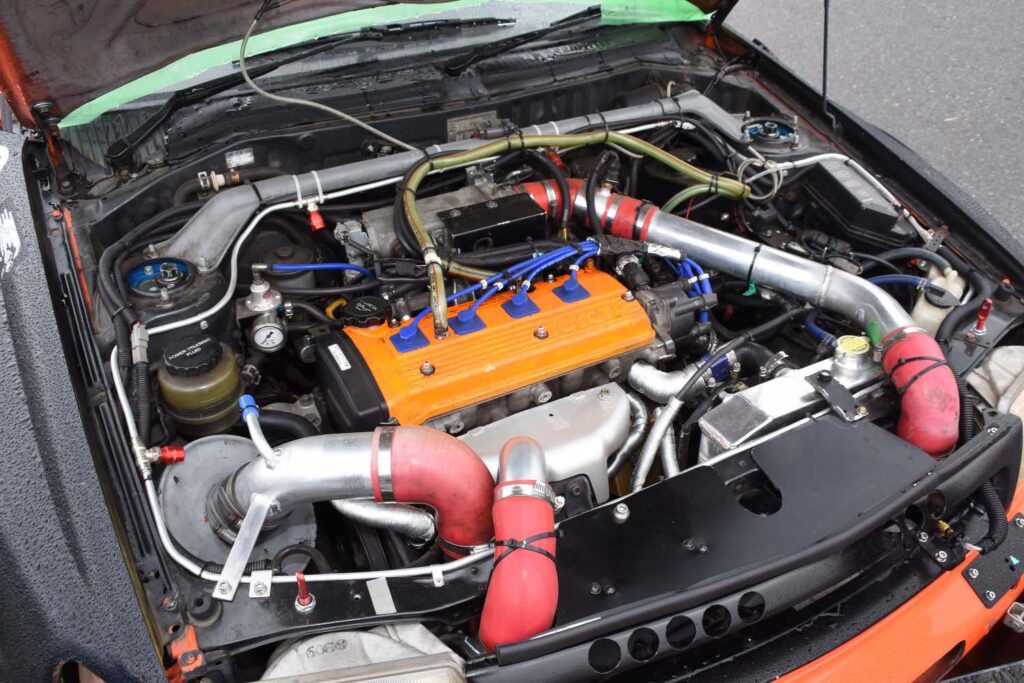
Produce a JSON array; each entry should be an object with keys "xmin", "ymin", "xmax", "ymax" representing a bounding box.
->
[{"xmin": 251, "ymin": 314, "xmax": 286, "ymax": 352}]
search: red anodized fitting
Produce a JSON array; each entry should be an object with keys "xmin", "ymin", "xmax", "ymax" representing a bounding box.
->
[{"xmin": 972, "ymin": 297, "xmax": 994, "ymax": 335}]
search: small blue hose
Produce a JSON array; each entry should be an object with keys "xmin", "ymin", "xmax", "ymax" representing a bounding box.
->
[{"xmin": 804, "ymin": 309, "xmax": 837, "ymax": 348}]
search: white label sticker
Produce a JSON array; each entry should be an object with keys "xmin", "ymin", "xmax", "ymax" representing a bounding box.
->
[
  {"xmin": 328, "ymin": 343, "xmax": 352, "ymax": 372},
  {"xmin": 225, "ymin": 147, "xmax": 255, "ymax": 168},
  {"xmin": 0, "ymin": 208, "xmax": 20, "ymax": 276}
]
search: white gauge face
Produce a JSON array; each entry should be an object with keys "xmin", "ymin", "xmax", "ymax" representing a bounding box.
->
[{"xmin": 252, "ymin": 323, "xmax": 285, "ymax": 351}]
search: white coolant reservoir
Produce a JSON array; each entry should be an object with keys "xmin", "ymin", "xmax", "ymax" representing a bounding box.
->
[
  {"xmin": 911, "ymin": 266, "xmax": 966, "ymax": 335},
  {"xmin": 969, "ymin": 346, "xmax": 1024, "ymax": 478}
]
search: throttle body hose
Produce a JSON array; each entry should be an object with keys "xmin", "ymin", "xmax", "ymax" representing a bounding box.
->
[{"xmin": 479, "ymin": 437, "xmax": 558, "ymax": 652}]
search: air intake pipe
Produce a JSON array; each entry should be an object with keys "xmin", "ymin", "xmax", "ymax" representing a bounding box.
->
[
  {"xmin": 516, "ymin": 180, "xmax": 960, "ymax": 455},
  {"xmin": 223, "ymin": 425, "xmax": 494, "ymax": 556},
  {"xmin": 479, "ymin": 437, "xmax": 558, "ymax": 651}
]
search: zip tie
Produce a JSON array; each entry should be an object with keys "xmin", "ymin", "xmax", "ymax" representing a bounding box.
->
[
  {"xmin": 310, "ymin": 170, "xmax": 325, "ymax": 205},
  {"xmin": 422, "ymin": 248, "xmax": 443, "ymax": 267},
  {"xmin": 291, "ymin": 175, "xmax": 303, "ymax": 205}
]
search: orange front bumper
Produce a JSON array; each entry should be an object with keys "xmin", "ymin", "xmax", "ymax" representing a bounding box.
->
[{"xmin": 781, "ymin": 487, "xmax": 1024, "ymax": 683}]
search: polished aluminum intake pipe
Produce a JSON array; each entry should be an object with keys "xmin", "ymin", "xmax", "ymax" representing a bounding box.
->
[{"xmin": 330, "ymin": 500, "xmax": 436, "ymax": 543}]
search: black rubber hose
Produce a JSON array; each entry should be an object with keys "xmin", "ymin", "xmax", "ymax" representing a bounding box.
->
[
  {"xmin": 275, "ymin": 281, "xmax": 380, "ymax": 297},
  {"xmin": 132, "ymin": 362, "xmax": 152, "ymax": 442},
  {"xmin": 868, "ymin": 247, "xmax": 953, "ymax": 273},
  {"xmin": 673, "ymin": 308, "xmax": 809, "ymax": 402},
  {"xmin": 522, "ymin": 149, "xmax": 571, "ymax": 236},
  {"xmin": 976, "ymin": 482, "xmax": 1008, "ymax": 555},
  {"xmin": 287, "ymin": 300, "xmax": 332, "ymax": 323},
  {"xmin": 271, "ymin": 543, "xmax": 332, "ymax": 573},
  {"xmin": 114, "ymin": 319, "xmax": 132, "ymax": 382},
  {"xmin": 259, "ymin": 409, "xmax": 319, "ymax": 440},
  {"xmin": 936, "ymin": 246, "xmax": 996, "ymax": 346},
  {"xmin": 957, "ymin": 373, "xmax": 977, "ymax": 443},
  {"xmin": 586, "ymin": 151, "xmax": 617, "ymax": 236},
  {"xmin": 454, "ymin": 240, "xmax": 567, "ymax": 268}
]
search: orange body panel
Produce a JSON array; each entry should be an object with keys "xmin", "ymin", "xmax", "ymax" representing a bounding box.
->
[
  {"xmin": 782, "ymin": 486, "xmax": 1024, "ymax": 682},
  {"xmin": 345, "ymin": 270, "xmax": 655, "ymax": 425}
]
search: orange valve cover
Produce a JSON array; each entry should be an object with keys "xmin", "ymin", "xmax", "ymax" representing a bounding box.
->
[{"xmin": 344, "ymin": 271, "xmax": 655, "ymax": 425}]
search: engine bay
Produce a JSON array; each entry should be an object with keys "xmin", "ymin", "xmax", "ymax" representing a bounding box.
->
[{"xmin": 20, "ymin": 20, "xmax": 1024, "ymax": 682}]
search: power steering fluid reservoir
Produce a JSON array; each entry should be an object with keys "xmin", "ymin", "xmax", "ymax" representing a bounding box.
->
[{"xmin": 157, "ymin": 334, "xmax": 242, "ymax": 436}]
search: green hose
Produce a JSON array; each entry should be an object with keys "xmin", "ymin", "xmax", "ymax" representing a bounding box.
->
[
  {"xmin": 401, "ymin": 131, "xmax": 752, "ymax": 336},
  {"xmin": 661, "ymin": 185, "xmax": 714, "ymax": 213}
]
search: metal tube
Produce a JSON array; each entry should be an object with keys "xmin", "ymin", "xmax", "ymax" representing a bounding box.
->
[
  {"xmin": 607, "ymin": 393, "xmax": 648, "ymax": 477},
  {"xmin": 158, "ymin": 92, "xmax": 746, "ymax": 270},
  {"xmin": 628, "ymin": 361, "xmax": 706, "ymax": 404},
  {"xmin": 330, "ymin": 500, "xmax": 436, "ymax": 543},
  {"xmin": 499, "ymin": 437, "xmax": 548, "ymax": 484},
  {"xmin": 660, "ymin": 416, "xmax": 680, "ymax": 478},
  {"xmin": 644, "ymin": 211, "xmax": 912, "ymax": 333},
  {"xmin": 230, "ymin": 434, "xmax": 375, "ymax": 511}
]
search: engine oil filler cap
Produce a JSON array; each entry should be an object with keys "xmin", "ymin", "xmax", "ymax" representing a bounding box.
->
[
  {"xmin": 341, "ymin": 296, "xmax": 388, "ymax": 328},
  {"xmin": 163, "ymin": 334, "xmax": 223, "ymax": 376}
]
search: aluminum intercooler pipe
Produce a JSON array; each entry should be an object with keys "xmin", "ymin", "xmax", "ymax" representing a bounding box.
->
[
  {"xmin": 224, "ymin": 424, "xmax": 495, "ymax": 556},
  {"xmin": 517, "ymin": 180, "xmax": 959, "ymax": 455}
]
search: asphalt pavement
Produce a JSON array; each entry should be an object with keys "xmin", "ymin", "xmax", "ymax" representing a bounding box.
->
[{"xmin": 727, "ymin": 1, "xmax": 1023, "ymax": 239}]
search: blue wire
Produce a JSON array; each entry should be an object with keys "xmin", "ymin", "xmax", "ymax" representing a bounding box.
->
[
  {"xmin": 867, "ymin": 274, "xmax": 932, "ymax": 289},
  {"xmin": 683, "ymin": 258, "xmax": 711, "ymax": 323},
  {"xmin": 268, "ymin": 262, "xmax": 373, "ymax": 278},
  {"xmin": 400, "ymin": 242, "xmax": 598, "ymax": 338}
]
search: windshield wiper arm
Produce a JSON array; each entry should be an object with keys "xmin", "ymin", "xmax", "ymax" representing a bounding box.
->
[{"xmin": 442, "ymin": 5, "xmax": 601, "ymax": 76}]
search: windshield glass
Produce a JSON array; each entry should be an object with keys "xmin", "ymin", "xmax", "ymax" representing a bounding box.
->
[{"xmin": 60, "ymin": 0, "xmax": 709, "ymax": 128}]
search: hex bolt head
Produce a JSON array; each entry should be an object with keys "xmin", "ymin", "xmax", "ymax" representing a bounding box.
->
[
  {"xmin": 534, "ymin": 326, "xmax": 550, "ymax": 340},
  {"xmin": 605, "ymin": 586, "xmax": 617, "ymax": 596},
  {"xmin": 986, "ymin": 591, "xmax": 997, "ymax": 601},
  {"xmin": 252, "ymin": 582, "xmax": 268, "ymax": 596},
  {"xmin": 817, "ymin": 370, "xmax": 833, "ymax": 383},
  {"xmin": 698, "ymin": 544, "xmax": 709, "ymax": 554},
  {"xmin": 589, "ymin": 582, "xmax": 602, "ymax": 595},
  {"xmin": 613, "ymin": 503, "xmax": 630, "ymax": 523},
  {"xmin": 622, "ymin": 291, "xmax": 635, "ymax": 302},
  {"xmin": 987, "ymin": 426, "xmax": 999, "ymax": 435},
  {"xmin": 968, "ymin": 568, "xmax": 980, "ymax": 579},
  {"xmin": 553, "ymin": 495, "xmax": 566, "ymax": 513},
  {"xmin": 420, "ymin": 361, "xmax": 435, "ymax": 376},
  {"xmin": 1017, "ymin": 518, "xmax": 1024, "ymax": 529},
  {"xmin": 217, "ymin": 581, "xmax": 231, "ymax": 594},
  {"xmin": 856, "ymin": 405, "xmax": 869, "ymax": 417},
  {"xmin": 935, "ymin": 551, "xmax": 948, "ymax": 563},
  {"xmin": 918, "ymin": 531, "xmax": 930, "ymax": 543},
  {"xmin": 683, "ymin": 539, "xmax": 696, "ymax": 551}
]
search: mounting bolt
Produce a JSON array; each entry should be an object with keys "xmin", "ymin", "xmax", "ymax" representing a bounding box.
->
[
  {"xmin": 817, "ymin": 370, "xmax": 833, "ymax": 384},
  {"xmin": 613, "ymin": 503, "xmax": 630, "ymax": 524},
  {"xmin": 986, "ymin": 591, "xmax": 997, "ymax": 601},
  {"xmin": 161, "ymin": 595, "xmax": 178, "ymax": 612},
  {"xmin": 420, "ymin": 361, "xmax": 435, "ymax": 376},
  {"xmin": 968, "ymin": 568, "xmax": 980, "ymax": 579},
  {"xmin": 553, "ymin": 495, "xmax": 566, "ymax": 513},
  {"xmin": 918, "ymin": 531, "xmax": 930, "ymax": 543},
  {"xmin": 988, "ymin": 426, "xmax": 999, "ymax": 435},
  {"xmin": 605, "ymin": 585, "xmax": 617, "ymax": 596},
  {"xmin": 698, "ymin": 544, "xmax": 709, "ymax": 554},
  {"xmin": 935, "ymin": 550, "xmax": 948, "ymax": 563},
  {"xmin": 252, "ymin": 581, "xmax": 268, "ymax": 596},
  {"xmin": 1016, "ymin": 518, "xmax": 1024, "ymax": 529},
  {"xmin": 856, "ymin": 405, "xmax": 869, "ymax": 417},
  {"xmin": 683, "ymin": 539, "xmax": 696, "ymax": 551},
  {"xmin": 622, "ymin": 291, "xmax": 635, "ymax": 302},
  {"xmin": 589, "ymin": 582, "xmax": 602, "ymax": 595},
  {"xmin": 217, "ymin": 581, "xmax": 231, "ymax": 595},
  {"xmin": 598, "ymin": 387, "xmax": 612, "ymax": 401},
  {"xmin": 534, "ymin": 326, "xmax": 549, "ymax": 340}
]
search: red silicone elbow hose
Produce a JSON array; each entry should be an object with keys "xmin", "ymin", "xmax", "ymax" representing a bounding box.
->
[
  {"xmin": 372, "ymin": 426, "xmax": 495, "ymax": 556},
  {"xmin": 479, "ymin": 437, "xmax": 558, "ymax": 651},
  {"xmin": 882, "ymin": 327, "xmax": 960, "ymax": 455}
]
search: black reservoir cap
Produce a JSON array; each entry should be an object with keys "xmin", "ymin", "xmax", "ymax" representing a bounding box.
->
[
  {"xmin": 341, "ymin": 296, "xmax": 389, "ymax": 328},
  {"xmin": 163, "ymin": 334, "xmax": 222, "ymax": 376}
]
